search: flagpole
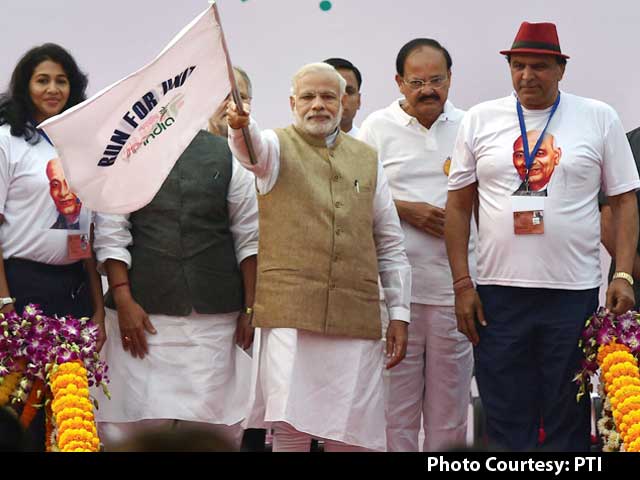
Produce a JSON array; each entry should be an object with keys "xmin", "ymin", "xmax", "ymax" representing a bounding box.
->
[{"xmin": 212, "ymin": 1, "xmax": 257, "ymax": 165}]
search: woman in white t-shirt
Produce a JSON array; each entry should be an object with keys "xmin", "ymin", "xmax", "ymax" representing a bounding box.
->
[{"xmin": 0, "ymin": 44, "xmax": 105, "ymax": 449}]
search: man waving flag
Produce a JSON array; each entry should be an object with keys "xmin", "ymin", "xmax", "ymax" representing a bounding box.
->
[{"xmin": 40, "ymin": 4, "xmax": 237, "ymax": 213}]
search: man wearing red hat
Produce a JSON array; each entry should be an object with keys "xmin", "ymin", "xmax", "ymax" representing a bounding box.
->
[{"xmin": 445, "ymin": 21, "xmax": 640, "ymax": 451}]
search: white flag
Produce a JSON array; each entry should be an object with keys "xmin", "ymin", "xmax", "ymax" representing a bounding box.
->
[{"xmin": 40, "ymin": 5, "xmax": 232, "ymax": 214}]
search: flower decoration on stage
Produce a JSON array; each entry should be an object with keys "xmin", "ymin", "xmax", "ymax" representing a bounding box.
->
[
  {"xmin": 576, "ymin": 308, "xmax": 640, "ymax": 451},
  {"xmin": 0, "ymin": 305, "xmax": 108, "ymax": 451}
]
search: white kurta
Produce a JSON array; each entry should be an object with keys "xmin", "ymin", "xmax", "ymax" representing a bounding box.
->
[
  {"xmin": 92, "ymin": 158, "xmax": 258, "ymax": 426},
  {"xmin": 229, "ymin": 122, "xmax": 412, "ymax": 450},
  {"xmin": 95, "ymin": 310, "xmax": 252, "ymax": 424}
]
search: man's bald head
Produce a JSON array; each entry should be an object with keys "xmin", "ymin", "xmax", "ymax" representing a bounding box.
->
[
  {"xmin": 46, "ymin": 158, "xmax": 81, "ymax": 220},
  {"xmin": 513, "ymin": 130, "xmax": 562, "ymax": 191}
]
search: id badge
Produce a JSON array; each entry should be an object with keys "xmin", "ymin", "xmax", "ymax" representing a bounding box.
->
[
  {"xmin": 67, "ymin": 210, "xmax": 92, "ymax": 260},
  {"xmin": 511, "ymin": 196, "xmax": 545, "ymax": 235},
  {"xmin": 67, "ymin": 233, "xmax": 92, "ymax": 260}
]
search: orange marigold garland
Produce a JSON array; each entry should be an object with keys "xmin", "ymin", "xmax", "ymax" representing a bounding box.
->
[
  {"xmin": 597, "ymin": 342, "xmax": 629, "ymax": 366},
  {"xmin": 578, "ymin": 309, "xmax": 640, "ymax": 451},
  {"xmin": 608, "ymin": 376, "xmax": 640, "ymax": 400},
  {"xmin": 594, "ymin": 341, "xmax": 640, "ymax": 451},
  {"xmin": 49, "ymin": 362, "xmax": 100, "ymax": 452}
]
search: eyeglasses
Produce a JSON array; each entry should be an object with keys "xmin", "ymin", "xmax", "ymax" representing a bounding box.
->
[{"xmin": 402, "ymin": 76, "xmax": 448, "ymax": 90}]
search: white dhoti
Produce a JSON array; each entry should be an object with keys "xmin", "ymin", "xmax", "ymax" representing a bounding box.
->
[
  {"xmin": 93, "ymin": 308, "xmax": 252, "ymax": 448},
  {"xmin": 245, "ymin": 327, "xmax": 387, "ymax": 451}
]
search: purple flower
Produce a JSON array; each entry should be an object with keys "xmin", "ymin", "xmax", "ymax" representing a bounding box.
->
[
  {"xmin": 25, "ymin": 339, "xmax": 41, "ymax": 356},
  {"xmin": 61, "ymin": 323, "xmax": 80, "ymax": 340},
  {"xmin": 80, "ymin": 345, "xmax": 95, "ymax": 357},
  {"xmin": 23, "ymin": 305, "xmax": 38, "ymax": 317},
  {"xmin": 48, "ymin": 324, "xmax": 60, "ymax": 338},
  {"xmin": 602, "ymin": 315, "xmax": 616, "ymax": 333},
  {"xmin": 596, "ymin": 327, "xmax": 616, "ymax": 346},
  {"xmin": 33, "ymin": 321, "xmax": 47, "ymax": 336},
  {"xmin": 615, "ymin": 312, "xmax": 638, "ymax": 336},
  {"xmin": 56, "ymin": 350, "xmax": 73, "ymax": 364},
  {"xmin": 621, "ymin": 330, "xmax": 640, "ymax": 354}
]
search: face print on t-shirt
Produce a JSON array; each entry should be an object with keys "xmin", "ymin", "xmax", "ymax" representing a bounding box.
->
[
  {"xmin": 512, "ymin": 130, "xmax": 562, "ymax": 196},
  {"xmin": 45, "ymin": 158, "xmax": 83, "ymax": 230}
]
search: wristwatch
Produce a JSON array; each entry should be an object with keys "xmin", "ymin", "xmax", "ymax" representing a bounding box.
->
[
  {"xmin": 613, "ymin": 272, "xmax": 634, "ymax": 286},
  {"xmin": 0, "ymin": 297, "xmax": 15, "ymax": 306}
]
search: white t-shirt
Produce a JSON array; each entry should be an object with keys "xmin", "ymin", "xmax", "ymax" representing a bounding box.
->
[
  {"xmin": 360, "ymin": 99, "xmax": 477, "ymax": 305},
  {"xmin": 0, "ymin": 125, "xmax": 90, "ymax": 265},
  {"xmin": 448, "ymin": 92, "xmax": 640, "ymax": 290}
]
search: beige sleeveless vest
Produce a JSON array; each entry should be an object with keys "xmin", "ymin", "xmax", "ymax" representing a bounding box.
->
[{"xmin": 254, "ymin": 125, "xmax": 381, "ymax": 340}]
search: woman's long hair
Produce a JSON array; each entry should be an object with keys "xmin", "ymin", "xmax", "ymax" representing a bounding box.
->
[{"xmin": 0, "ymin": 43, "xmax": 88, "ymax": 143}]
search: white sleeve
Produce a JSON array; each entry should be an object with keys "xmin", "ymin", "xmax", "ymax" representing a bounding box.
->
[
  {"xmin": 356, "ymin": 116, "xmax": 378, "ymax": 149},
  {"xmin": 228, "ymin": 158, "xmax": 259, "ymax": 264},
  {"xmin": 228, "ymin": 119, "xmax": 281, "ymax": 194},
  {"xmin": 373, "ymin": 160, "xmax": 412, "ymax": 322},
  {"xmin": 0, "ymin": 134, "xmax": 11, "ymax": 214},
  {"xmin": 602, "ymin": 111, "xmax": 640, "ymax": 196},
  {"xmin": 448, "ymin": 114, "xmax": 478, "ymax": 191},
  {"xmin": 93, "ymin": 212, "xmax": 133, "ymax": 273}
]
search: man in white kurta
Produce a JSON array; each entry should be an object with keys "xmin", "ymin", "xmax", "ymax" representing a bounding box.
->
[
  {"xmin": 358, "ymin": 38, "xmax": 475, "ymax": 452},
  {"xmin": 228, "ymin": 63, "xmax": 412, "ymax": 452},
  {"xmin": 92, "ymin": 132, "xmax": 258, "ymax": 451}
]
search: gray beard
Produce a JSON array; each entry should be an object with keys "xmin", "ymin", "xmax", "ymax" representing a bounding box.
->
[{"xmin": 294, "ymin": 108, "xmax": 342, "ymax": 138}]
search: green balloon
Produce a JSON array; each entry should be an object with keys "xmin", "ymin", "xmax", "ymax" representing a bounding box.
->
[{"xmin": 319, "ymin": 1, "xmax": 332, "ymax": 11}]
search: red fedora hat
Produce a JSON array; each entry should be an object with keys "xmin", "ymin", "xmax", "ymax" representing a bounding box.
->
[{"xmin": 500, "ymin": 22, "xmax": 570, "ymax": 59}]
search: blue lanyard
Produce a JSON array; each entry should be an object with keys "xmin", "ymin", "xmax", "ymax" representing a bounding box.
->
[
  {"xmin": 28, "ymin": 118, "xmax": 54, "ymax": 147},
  {"xmin": 38, "ymin": 128, "xmax": 54, "ymax": 146},
  {"xmin": 516, "ymin": 92, "xmax": 561, "ymax": 191}
]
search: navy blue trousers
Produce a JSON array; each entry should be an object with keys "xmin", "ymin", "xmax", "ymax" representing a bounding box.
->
[
  {"xmin": 475, "ymin": 285, "xmax": 598, "ymax": 452},
  {"xmin": 4, "ymin": 257, "xmax": 92, "ymax": 318}
]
